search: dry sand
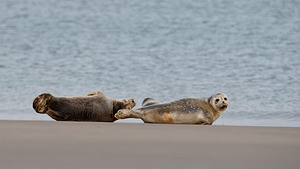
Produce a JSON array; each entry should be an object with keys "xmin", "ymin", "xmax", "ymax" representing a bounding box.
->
[{"xmin": 0, "ymin": 120, "xmax": 299, "ymax": 169}]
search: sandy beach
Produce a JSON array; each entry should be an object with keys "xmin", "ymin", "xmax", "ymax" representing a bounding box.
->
[{"xmin": 0, "ymin": 120, "xmax": 299, "ymax": 169}]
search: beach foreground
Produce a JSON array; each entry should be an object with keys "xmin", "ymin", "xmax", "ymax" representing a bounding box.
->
[{"xmin": 0, "ymin": 120, "xmax": 299, "ymax": 169}]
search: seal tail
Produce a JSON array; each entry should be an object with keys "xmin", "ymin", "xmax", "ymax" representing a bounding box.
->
[
  {"xmin": 115, "ymin": 109, "xmax": 142, "ymax": 119},
  {"xmin": 33, "ymin": 93, "xmax": 53, "ymax": 114},
  {"xmin": 142, "ymin": 98, "xmax": 159, "ymax": 107}
]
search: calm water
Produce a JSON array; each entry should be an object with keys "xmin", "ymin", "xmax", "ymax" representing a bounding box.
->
[{"xmin": 0, "ymin": 0, "xmax": 299, "ymax": 126}]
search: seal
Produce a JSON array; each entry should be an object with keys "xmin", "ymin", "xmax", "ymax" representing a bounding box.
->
[
  {"xmin": 115, "ymin": 93, "xmax": 228, "ymax": 125},
  {"xmin": 33, "ymin": 91, "xmax": 136, "ymax": 122}
]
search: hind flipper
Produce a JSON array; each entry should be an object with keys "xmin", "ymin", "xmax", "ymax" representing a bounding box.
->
[
  {"xmin": 33, "ymin": 93, "xmax": 53, "ymax": 114},
  {"xmin": 87, "ymin": 91, "xmax": 105, "ymax": 96},
  {"xmin": 142, "ymin": 98, "xmax": 159, "ymax": 107}
]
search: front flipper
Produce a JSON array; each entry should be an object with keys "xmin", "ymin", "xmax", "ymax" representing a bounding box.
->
[{"xmin": 115, "ymin": 109, "xmax": 143, "ymax": 119}]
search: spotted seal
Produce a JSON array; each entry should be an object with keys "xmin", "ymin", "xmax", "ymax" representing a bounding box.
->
[
  {"xmin": 33, "ymin": 91, "xmax": 136, "ymax": 122},
  {"xmin": 115, "ymin": 93, "xmax": 228, "ymax": 125}
]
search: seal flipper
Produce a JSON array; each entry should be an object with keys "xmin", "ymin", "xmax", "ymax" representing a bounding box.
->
[
  {"xmin": 87, "ymin": 91, "xmax": 105, "ymax": 96},
  {"xmin": 33, "ymin": 93, "xmax": 53, "ymax": 114},
  {"xmin": 142, "ymin": 98, "xmax": 159, "ymax": 107},
  {"xmin": 115, "ymin": 109, "xmax": 143, "ymax": 119}
]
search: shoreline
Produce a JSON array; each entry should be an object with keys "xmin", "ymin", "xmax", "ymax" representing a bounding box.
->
[
  {"xmin": 2, "ymin": 118, "xmax": 300, "ymax": 127},
  {"xmin": 1, "ymin": 120, "xmax": 300, "ymax": 169}
]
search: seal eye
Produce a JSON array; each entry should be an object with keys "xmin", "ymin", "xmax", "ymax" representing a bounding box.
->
[
  {"xmin": 216, "ymin": 99, "xmax": 219, "ymax": 102},
  {"xmin": 224, "ymin": 98, "xmax": 227, "ymax": 101},
  {"xmin": 132, "ymin": 100, "xmax": 134, "ymax": 103}
]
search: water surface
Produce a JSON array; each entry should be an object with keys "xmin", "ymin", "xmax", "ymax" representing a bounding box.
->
[{"xmin": 0, "ymin": 0, "xmax": 299, "ymax": 126}]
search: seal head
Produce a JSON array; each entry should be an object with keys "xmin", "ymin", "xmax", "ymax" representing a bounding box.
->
[{"xmin": 208, "ymin": 93, "xmax": 228, "ymax": 112}]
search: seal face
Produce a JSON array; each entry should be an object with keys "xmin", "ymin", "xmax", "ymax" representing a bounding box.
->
[
  {"xmin": 115, "ymin": 93, "xmax": 228, "ymax": 125},
  {"xmin": 33, "ymin": 91, "xmax": 136, "ymax": 122},
  {"xmin": 208, "ymin": 93, "xmax": 229, "ymax": 113}
]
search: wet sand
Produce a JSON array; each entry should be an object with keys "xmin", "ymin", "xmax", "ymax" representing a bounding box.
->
[{"xmin": 0, "ymin": 120, "xmax": 299, "ymax": 169}]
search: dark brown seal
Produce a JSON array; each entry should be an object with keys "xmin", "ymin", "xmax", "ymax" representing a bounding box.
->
[{"xmin": 33, "ymin": 91, "xmax": 136, "ymax": 122}]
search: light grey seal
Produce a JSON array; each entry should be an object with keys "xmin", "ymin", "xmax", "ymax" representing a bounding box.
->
[
  {"xmin": 33, "ymin": 91, "xmax": 136, "ymax": 122},
  {"xmin": 115, "ymin": 93, "xmax": 228, "ymax": 125}
]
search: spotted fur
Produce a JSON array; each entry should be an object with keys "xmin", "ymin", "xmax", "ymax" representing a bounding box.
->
[{"xmin": 115, "ymin": 93, "xmax": 228, "ymax": 125}]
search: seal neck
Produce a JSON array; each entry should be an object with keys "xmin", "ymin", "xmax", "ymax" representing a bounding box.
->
[
  {"xmin": 112, "ymin": 101, "xmax": 123, "ymax": 120},
  {"xmin": 206, "ymin": 102, "xmax": 223, "ymax": 122}
]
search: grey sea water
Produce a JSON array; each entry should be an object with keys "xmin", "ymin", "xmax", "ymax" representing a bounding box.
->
[{"xmin": 0, "ymin": 0, "xmax": 299, "ymax": 126}]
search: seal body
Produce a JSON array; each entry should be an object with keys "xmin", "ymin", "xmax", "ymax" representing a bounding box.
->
[
  {"xmin": 33, "ymin": 91, "xmax": 136, "ymax": 122},
  {"xmin": 115, "ymin": 93, "xmax": 228, "ymax": 125}
]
